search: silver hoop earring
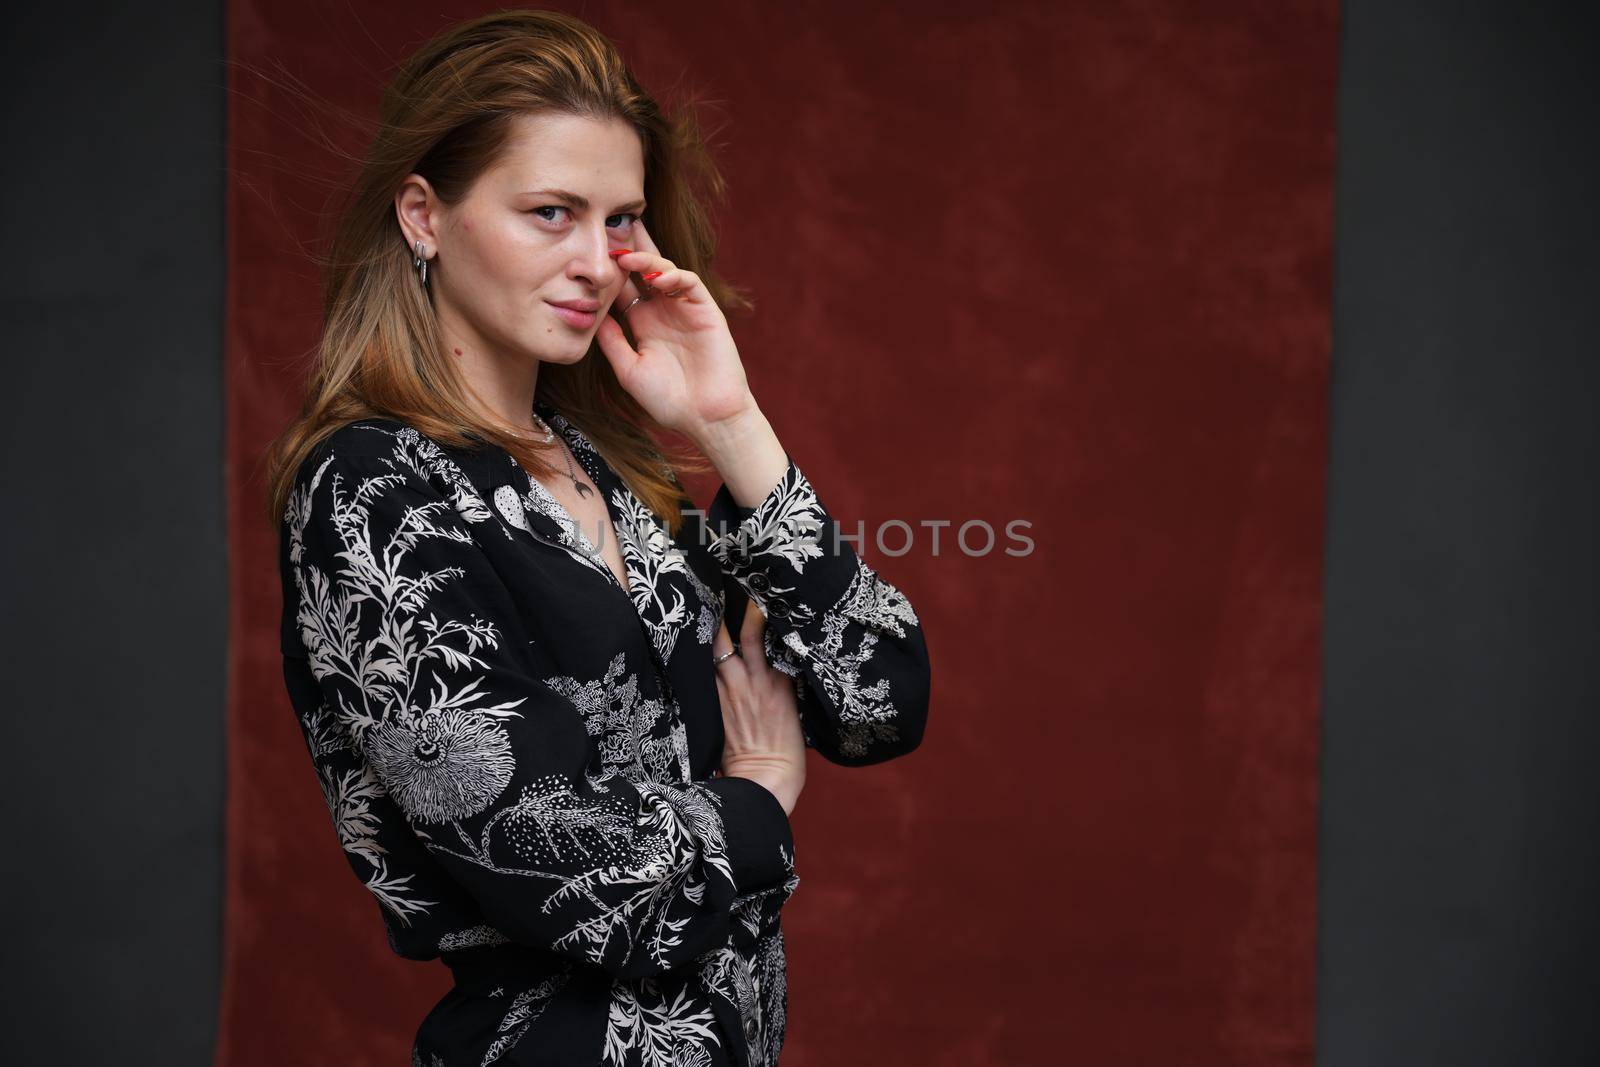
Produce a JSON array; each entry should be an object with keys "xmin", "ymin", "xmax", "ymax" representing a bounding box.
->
[{"xmin": 412, "ymin": 238, "xmax": 429, "ymax": 287}]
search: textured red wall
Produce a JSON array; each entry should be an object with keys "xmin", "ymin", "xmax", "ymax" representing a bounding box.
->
[{"xmin": 221, "ymin": 2, "xmax": 1339, "ymax": 1063}]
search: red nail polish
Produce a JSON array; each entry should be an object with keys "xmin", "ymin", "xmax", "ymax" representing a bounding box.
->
[
  {"xmin": 643, "ymin": 271, "xmax": 662, "ymax": 280},
  {"xmin": 608, "ymin": 248, "xmax": 633, "ymax": 257}
]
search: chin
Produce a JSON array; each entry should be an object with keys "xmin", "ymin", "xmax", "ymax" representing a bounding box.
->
[{"xmin": 531, "ymin": 340, "xmax": 591, "ymax": 365}]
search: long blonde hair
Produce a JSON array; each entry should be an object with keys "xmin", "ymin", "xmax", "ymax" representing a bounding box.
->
[{"xmin": 261, "ymin": 9, "xmax": 752, "ymax": 537}]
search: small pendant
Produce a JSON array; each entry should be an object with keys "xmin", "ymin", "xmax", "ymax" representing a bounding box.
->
[{"xmin": 574, "ymin": 479, "xmax": 594, "ymax": 499}]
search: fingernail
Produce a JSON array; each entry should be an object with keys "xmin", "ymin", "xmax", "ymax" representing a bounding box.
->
[
  {"xmin": 643, "ymin": 271, "xmax": 662, "ymax": 280},
  {"xmin": 608, "ymin": 248, "xmax": 633, "ymax": 258}
]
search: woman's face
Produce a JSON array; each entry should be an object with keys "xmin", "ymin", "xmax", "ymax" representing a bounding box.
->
[{"xmin": 417, "ymin": 111, "xmax": 646, "ymax": 366}]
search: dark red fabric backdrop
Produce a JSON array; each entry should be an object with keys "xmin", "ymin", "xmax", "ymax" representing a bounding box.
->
[{"xmin": 220, "ymin": 3, "xmax": 1339, "ymax": 1063}]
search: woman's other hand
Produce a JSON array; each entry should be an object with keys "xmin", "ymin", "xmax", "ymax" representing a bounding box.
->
[{"xmin": 713, "ymin": 604, "xmax": 806, "ymax": 817}]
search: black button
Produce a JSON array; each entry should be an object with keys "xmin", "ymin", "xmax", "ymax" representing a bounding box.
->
[
  {"xmin": 767, "ymin": 596, "xmax": 790, "ymax": 618},
  {"xmin": 744, "ymin": 1017, "xmax": 758, "ymax": 1040},
  {"xmin": 747, "ymin": 571, "xmax": 770, "ymax": 592}
]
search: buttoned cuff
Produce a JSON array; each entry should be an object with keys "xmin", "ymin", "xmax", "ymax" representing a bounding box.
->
[{"xmin": 705, "ymin": 457, "xmax": 860, "ymax": 639}]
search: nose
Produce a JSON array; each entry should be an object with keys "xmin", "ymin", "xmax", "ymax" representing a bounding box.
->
[{"xmin": 569, "ymin": 226, "xmax": 617, "ymax": 288}]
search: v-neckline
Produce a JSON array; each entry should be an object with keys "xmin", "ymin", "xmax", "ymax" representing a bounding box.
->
[
  {"xmin": 515, "ymin": 399, "xmax": 708, "ymax": 677},
  {"xmin": 529, "ymin": 398, "xmax": 632, "ymax": 593},
  {"xmin": 523, "ymin": 457, "xmax": 604, "ymax": 559}
]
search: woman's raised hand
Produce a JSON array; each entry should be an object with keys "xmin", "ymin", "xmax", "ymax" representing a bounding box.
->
[
  {"xmin": 712, "ymin": 603, "xmax": 806, "ymax": 817},
  {"xmin": 593, "ymin": 219, "xmax": 754, "ymax": 437}
]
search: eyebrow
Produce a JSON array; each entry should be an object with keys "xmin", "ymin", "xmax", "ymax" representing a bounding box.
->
[{"xmin": 521, "ymin": 188, "xmax": 647, "ymax": 214}]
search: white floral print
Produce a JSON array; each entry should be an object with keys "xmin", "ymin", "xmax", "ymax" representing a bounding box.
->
[{"xmin": 280, "ymin": 412, "xmax": 930, "ymax": 1065}]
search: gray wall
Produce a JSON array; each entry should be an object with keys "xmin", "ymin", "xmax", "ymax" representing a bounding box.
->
[
  {"xmin": 1320, "ymin": 1, "xmax": 1597, "ymax": 1064},
  {"xmin": 0, "ymin": 2, "xmax": 226, "ymax": 1063}
]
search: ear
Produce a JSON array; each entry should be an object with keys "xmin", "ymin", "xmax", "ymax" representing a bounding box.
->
[{"xmin": 395, "ymin": 173, "xmax": 441, "ymax": 256}]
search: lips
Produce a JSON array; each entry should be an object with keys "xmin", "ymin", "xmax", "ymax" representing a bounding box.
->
[{"xmin": 546, "ymin": 299, "xmax": 600, "ymax": 329}]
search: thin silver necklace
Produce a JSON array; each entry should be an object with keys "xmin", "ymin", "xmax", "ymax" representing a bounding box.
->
[{"xmin": 514, "ymin": 407, "xmax": 594, "ymax": 499}]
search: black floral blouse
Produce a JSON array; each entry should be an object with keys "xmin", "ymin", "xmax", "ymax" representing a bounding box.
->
[{"xmin": 277, "ymin": 397, "xmax": 931, "ymax": 1066}]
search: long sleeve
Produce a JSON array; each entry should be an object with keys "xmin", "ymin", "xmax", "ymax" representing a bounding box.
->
[
  {"xmin": 703, "ymin": 456, "xmax": 931, "ymax": 766},
  {"xmin": 281, "ymin": 431, "xmax": 795, "ymax": 978}
]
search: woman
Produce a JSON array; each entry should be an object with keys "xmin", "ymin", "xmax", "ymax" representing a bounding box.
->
[{"xmin": 264, "ymin": 11, "xmax": 930, "ymax": 1066}]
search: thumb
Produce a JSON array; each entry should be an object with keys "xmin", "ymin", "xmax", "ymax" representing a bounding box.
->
[{"xmin": 594, "ymin": 314, "xmax": 641, "ymax": 382}]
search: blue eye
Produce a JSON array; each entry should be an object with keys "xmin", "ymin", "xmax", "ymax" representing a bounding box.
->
[{"xmin": 527, "ymin": 206, "xmax": 638, "ymax": 232}]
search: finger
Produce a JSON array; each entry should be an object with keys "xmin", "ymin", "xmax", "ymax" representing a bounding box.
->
[
  {"xmin": 629, "ymin": 217, "xmax": 662, "ymax": 256},
  {"xmin": 611, "ymin": 247, "xmax": 674, "ymax": 280},
  {"xmin": 713, "ymin": 624, "xmax": 750, "ymax": 684},
  {"xmin": 740, "ymin": 599, "xmax": 767, "ymax": 661},
  {"xmin": 711, "ymin": 619, "xmax": 735, "ymax": 659},
  {"xmin": 593, "ymin": 315, "xmax": 642, "ymax": 384},
  {"xmin": 615, "ymin": 251, "xmax": 696, "ymax": 303},
  {"xmin": 642, "ymin": 266, "xmax": 701, "ymax": 301},
  {"xmin": 607, "ymin": 248, "xmax": 648, "ymax": 315},
  {"xmin": 615, "ymin": 231, "xmax": 703, "ymax": 302},
  {"xmin": 711, "ymin": 619, "xmax": 747, "ymax": 678}
]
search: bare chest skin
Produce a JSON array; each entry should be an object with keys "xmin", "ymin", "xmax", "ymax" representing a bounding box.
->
[{"xmin": 530, "ymin": 438, "xmax": 632, "ymax": 594}]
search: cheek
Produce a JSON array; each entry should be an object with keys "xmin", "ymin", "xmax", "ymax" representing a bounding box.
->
[
  {"xmin": 457, "ymin": 214, "xmax": 535, "ymax": 271},
  {"xmin": 477, "ymin": 224, "xmax": 531, "ymax": 272}
]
